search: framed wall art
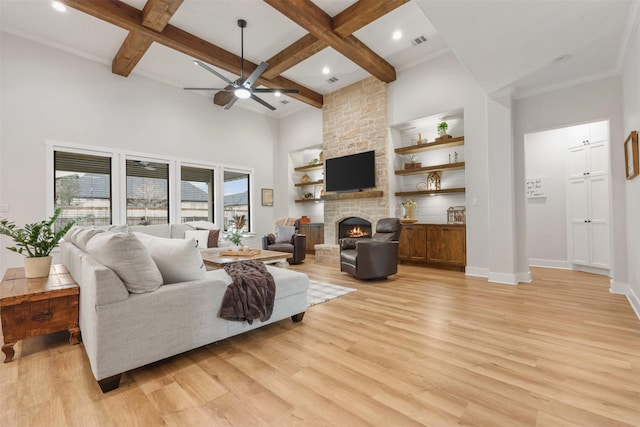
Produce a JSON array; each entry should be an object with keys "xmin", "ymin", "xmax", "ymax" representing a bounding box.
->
[
  {"xmin": 261, "ymin": 188, "xmax": 273, "ymax": 206},
  {"xmin": 624, "ymin": 130, "xmax": 638, "ymax": 180}
]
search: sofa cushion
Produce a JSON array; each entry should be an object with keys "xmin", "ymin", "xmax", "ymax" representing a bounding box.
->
[
  {"xmin": 266, "ymin": 242, "xmax": 294, "ymax": 254},
  {"xmin": 206, "ymin": 229, "xmax": 220, "ymax": 248},
  {"xmin": 73, "ymin": 228, "xmax": 106, "ymax": 252},
  {"xmin": 170, "ymin": 223, "xmax": 196, "ymax": 239},
  {"xmin": 134, "ymin": 232, "xmax": 206, "ymax": 284},
  {"xmin": 128, "ymin": 224, "xmax": 171, "ymax": 238},
  {"xmin": 275, "ymin": 225, "xmax": 295, "ymax": 243},
  {"xmin": 184, "ymin": 230, "xmax": 210, "ymax": 249},
  {"xmin": 85, "ymin": 232, "xmax": 163, "ymax": 294}
]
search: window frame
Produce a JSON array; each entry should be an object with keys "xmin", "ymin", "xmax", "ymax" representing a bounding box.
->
[{"xmin": 46, "ymin": 141, "xmax": 255, "ymax": 231}]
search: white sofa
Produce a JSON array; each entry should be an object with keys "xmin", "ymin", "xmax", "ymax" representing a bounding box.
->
[{"xmin": 60, "ymin": 223, "xmax": 309, "ymax": 392}]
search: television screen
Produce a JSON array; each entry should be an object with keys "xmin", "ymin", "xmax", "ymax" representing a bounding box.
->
[{"xmin": 325, "ymin": 150, "xmax": 376, "ymax": 192}]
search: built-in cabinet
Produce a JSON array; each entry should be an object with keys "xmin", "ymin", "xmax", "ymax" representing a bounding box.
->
[
  {"xmin": 298, "ymin": 223, "xmax": 324, "ymax": 253},
  {"xmin": 399, "ymin": 223, "xmax": 466, "ymax": 271},
  {"xmin": 566, "ymin": 121, "xmax": 611, "ymax": 270}
]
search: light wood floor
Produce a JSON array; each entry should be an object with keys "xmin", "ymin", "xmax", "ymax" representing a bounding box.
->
[{"xmin": 1, "ymin": 261, "xmax": 639, "ymax": 426}]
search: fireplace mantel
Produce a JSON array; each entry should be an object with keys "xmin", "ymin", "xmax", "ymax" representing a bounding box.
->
[{"xmin": 321, "ymin": 190, "xmax": 383, "ymax": 201}]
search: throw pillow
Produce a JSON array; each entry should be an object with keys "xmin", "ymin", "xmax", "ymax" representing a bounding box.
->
[
  {"xmin": 73, "ymin": 228, "xmax": 106, "ymax": 252},
  {"xmin": 275, "ymin": 225, "xmax": 295, "ymax": 243},
  {"xmin": 134, "ymin": 232, "xmax": 206, "ymax": 284},
  {"xmin": 85, "ymin": 232, "xmax": 163, "ymax": 294},
  {"xmin": 184, "ymin": 230, "xmax": 210, "ymax": 249},
  {"xmin": 205, "ymin": 229, "xmax": 220, "ymax": 248}
]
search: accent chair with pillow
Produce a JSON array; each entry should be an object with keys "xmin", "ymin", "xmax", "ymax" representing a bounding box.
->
[
  {"xmin": 340, "ymin": 218, "xmax": 402, "ymax": 280},
  {"xmin": 261, "ymin": 217, "xmax": 307, "ymax": 265}
]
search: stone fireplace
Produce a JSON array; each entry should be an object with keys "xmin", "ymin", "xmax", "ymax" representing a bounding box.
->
[
  {"xmin": 315, "ymin": 77, "xmax": 391, "ymax": 264},
  {"xmin": 338, "ymin": 217, "xmax": 372, "ymax": 240}
]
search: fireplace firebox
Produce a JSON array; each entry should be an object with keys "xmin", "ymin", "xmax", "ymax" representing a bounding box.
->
[{"xmin": 338, "ymin": 217, "xmax": 372, "ymax": 240}]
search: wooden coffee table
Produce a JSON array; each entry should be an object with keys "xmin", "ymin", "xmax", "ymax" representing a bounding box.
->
[
  {"xmin": 0, "ymin": 265, "xmax": 80, "ymax": 362},
  {"xmin": 201, "ymin": 249, "xmax": 291, "ymax": 269}
]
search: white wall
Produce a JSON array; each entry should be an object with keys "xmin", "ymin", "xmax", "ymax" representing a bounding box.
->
[
  {"xmin": 524, "ymin": 127, "xmax": 570, "ymax": 267},
  {"xmin": 0, "ymin": 33, "xmax": 279, "ymax": 272},
  {"xmin": 621, "ymin": 13, "xmax": 640, "ymax": 316},
  {"xmin": 513, "ymin": 77, "xmax": 626, "ymax": 286}
]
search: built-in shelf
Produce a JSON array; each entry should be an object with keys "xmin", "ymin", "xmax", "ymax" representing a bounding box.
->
[
  {"xmin": 294, "ymin": 179, "xmax": 324, "ymax": 187},
  {"xmin": 294, "ymin": 164, "xmax": 323, "ymax": 172},
  {"xmin": 395, "ymin": 162, "xmax": 465, "ymax": 176},
  {"xmin": 321, "ymin": 190, "xmax": 384, "ymax": 201},
  {"xmin": 294, "ymin": 198, "xmax": 323, "ymax": 203},
  {"xmin": 395, "ymin": 188, "xmax": 465, "ymax": 197},
  {"xmin": 394, "ymin": 136, "xmax": 464, "ymax": 155}
]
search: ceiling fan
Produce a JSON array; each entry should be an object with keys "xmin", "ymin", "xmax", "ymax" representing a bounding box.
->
[{"xmin": 184, "ymin": 19, "xmax": 299, "ymax": 111}]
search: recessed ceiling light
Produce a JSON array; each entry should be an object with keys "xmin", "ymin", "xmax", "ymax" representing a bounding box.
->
[
  {"xmin": 52, "ymin": 1, "xmax": 66, "ymax": 12},
  {"xmin": 392, "ymin": 30, "xmax": 402, "ymax": 41},
  {"xmin": 322, "ymin": 66, "xmax": 330, "ymax": 75},
  {"xmin": 274, "ymin": 91, "xmax": 281, "ymax": 97}
]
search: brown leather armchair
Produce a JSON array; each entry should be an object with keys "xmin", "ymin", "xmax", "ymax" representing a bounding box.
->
[
  {"xmin": 262, "ymin": 218, "xmax": 307, "ymax": 265},
  {"xmin": 340, "ymin": 218, "xmax": 402, "ymax": 280}
]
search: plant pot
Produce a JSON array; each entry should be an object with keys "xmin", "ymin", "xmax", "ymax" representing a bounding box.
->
[
  {"xmin": 24, "ymin": 256, "xmax": 52, "ymax": 278},
  {"xmin": 438, "ymin": 130, "xmax": 448, "ymax": 137}
]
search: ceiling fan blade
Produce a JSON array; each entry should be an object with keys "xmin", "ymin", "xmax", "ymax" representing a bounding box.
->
[
  {"xmin": 193, "ymin": 60, "xmax": 237, "ymax": 87},
  {"xmin": 184, "ymin": 87, "xmax": 235, "ymax": 91},
  {"xmin": 224, "ymin": 96, "xmax": 240, "ymax": 110},
  {"xmin": 242, "ymin": 61, "xmax": 269, "ymax": 89},
  {"xmin": 252, "ymin": 88, "xmax": 300, "ymax": 94},
  {"xmin": 250, "ymin": 93, "xmax": 276, "ymax": 111}
]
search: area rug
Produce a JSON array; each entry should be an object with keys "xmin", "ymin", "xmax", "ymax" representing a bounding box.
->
[{"xmin": 307, "ymin": 280, "xmax": 356, "ymax": 307}]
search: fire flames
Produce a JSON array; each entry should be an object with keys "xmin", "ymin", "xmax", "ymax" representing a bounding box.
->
[{"xmin": 347, "ymin": 226, "xmax": 370, "ymax": 238}]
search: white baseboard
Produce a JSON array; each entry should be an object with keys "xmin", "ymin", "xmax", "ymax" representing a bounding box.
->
[
  {"xmin": 572, "ymin": 264, "xmax": 611, "ymax": 277},
  {"xmin": 517, "ymin": 271, "xmax": 532, "ymax": 283},
  {"xmin": 465, "ymin": 266, "xmax": 489, "ymax": 278},
  {"xmin": 488, "ymin": 272, "xmax": 519, "ymax": 285},
  {"xmin": 610, "ymin": 279, "xmax": 640, "ymax": 321},
  {"xmin": 528, "ymin": 258, "xmax": 572, "ymax": 269}
]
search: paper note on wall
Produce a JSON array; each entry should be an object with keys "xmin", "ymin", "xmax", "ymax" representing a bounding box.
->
[{"xmin": 525, "ymin": 177, "xmax": 545, "ymax": 198}]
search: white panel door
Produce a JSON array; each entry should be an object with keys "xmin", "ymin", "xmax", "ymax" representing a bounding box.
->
[
  {"xmin": 570, "ymin": 221, "xmax": 590, "ymax": 265},
  {"xmin": 568, "ymin": 178, "xmax": 589, "ymax": 219},
  {"xmin": 588, "ymin": 175, "xmax": 611, "ymax": 269}
]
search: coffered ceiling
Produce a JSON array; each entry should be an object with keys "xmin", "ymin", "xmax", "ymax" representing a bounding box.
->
[{"xmin": 1, "ymin": 0, "xmax": 637, "ymax": 118}]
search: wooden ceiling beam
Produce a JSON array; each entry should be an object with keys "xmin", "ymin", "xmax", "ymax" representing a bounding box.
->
[
  {"xmin": 264, "ymin": 0, "xmax": 398, "ymax": 83},
  {"xmin": 112, "ymin": 0, "xmax": 183, "ymax": 77},
  {"xmin": 60, "ymin": 0, "xmax": 323, "ymax": 108}
]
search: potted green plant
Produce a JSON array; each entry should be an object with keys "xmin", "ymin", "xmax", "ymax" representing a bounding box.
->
[
  {"xmin": 0, "ymin": 208, "xmax": 80, "ymax": 278},
  {"xmin": 227, "ymin": 230, "xmax": 243, "ymax": 248},
  {"xmin": 437, "ymin": 121, "xmax": 449, "ymax": 137}
]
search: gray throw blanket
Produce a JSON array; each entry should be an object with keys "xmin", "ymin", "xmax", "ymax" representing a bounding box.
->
[{"xmin": 220, "ymin": 260, "xmax": 275, "ymax": 324}]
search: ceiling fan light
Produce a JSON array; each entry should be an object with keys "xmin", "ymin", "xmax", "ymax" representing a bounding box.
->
[
  {"xmin": 52, "ymin": 1, "xmax": 66, "ymax": 12},
  {"xmin": 235, "ymin": 88, "xmax": 251, "ymax": 99},
  {"xmin": 274, "ymin": 91, "xmax": 281, "ymax": 97}
]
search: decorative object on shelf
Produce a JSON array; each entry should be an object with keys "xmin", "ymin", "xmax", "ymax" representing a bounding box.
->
[
  {"xmin": 402, "ymin": 199, "xmax": 417, "ymax": 220},
  {"xmin": 417, "ymin": 133, "xmax": 423, "ymax": 144},
  {"xmin": 299, "ymin": 215, "xmax": 311, "ymax": 224},
  {"xmin": 0, "ymin": 208, "xmax": 82, "ymax": 278},
  {"xmin": 301, "ymin": 173, "xmax": 311, "ymax": 183},
  {"xmin": 303, "ymin": 192, "xmax": 314, "ymax": 199},
  {"xmin": 404, "ymin": 154, "xmax": 422, "ymax": 169},
  {"xmin": 319, "ymin": 151, "xmax": 324, "ymax": 162},
  {"xmin": 416, "ymin": 181, "xmax": 428, "ymax": 191},
  {"xmin": 261, "ymin": 188, "xmax": 273, "ymax": 206},
  {"xmin": 447, "ymin": 206, "xmax": 466, "ymax": 224},
  {"xmin": 309, "ymin": 158, "xmax": 320, "ymax": 165},
  {"xmin": 624, "ymin": 130, "xmax": 638, "ymax": 180},
  {"xmin": 227, "ymin": 229, "xmax": 244, "ymax": 247},
  {"xmin": 437, "ymin": 121, "xmax": 451, "ymax": 140},
  {"xmin": 454, "ymin": 151, "xmax": 459, "ymax": 162},
  {"xmin": 427, "ymin": 172, "xmax": 441, "ymax": 190}
]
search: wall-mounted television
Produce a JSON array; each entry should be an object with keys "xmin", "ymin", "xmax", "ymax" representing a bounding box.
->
[{"xmin": 325, "ymin": 150, "xmax": 376, "ymax": 192}]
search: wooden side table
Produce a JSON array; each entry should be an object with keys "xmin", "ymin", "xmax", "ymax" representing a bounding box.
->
[{"xmin": 0, "ymin": 264, "xmax": 80, "ymax": 362}]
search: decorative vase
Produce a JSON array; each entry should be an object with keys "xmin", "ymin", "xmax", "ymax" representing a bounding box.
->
[
  {"xmin": 438, "ymin": 130, "xmax": 448, "ymax": 137},
  {"xmin": 404, "ymin": 206, "xmax": 416, "ymax": 219},
  {"xmin": 24, "ymin": 256, "xmax": 52, "ymax": 278}
]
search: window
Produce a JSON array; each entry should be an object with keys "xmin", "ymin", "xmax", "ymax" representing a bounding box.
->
[
  {"xmin": 181, "ymin": 166, "xmax": 215, "ymax": 223},
  {"xmin": 224, "ymin": 170, "xmax": 250, "ymax": 232},
  {"xmin": 54, "ymin": 151, "xmax": 111, "ymax": 228},
  {"xmin": 126, "ymin": 160, "xmax": 169, "ymax": 225}
]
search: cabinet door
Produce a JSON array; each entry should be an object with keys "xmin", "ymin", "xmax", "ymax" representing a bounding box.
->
[
  {"xmin": 567, "ymin": 124, "xmax": 590, "ymax": 146},
  {"xmin": 570, "ymin": 221, "xmax": 591, "ymax": 266},
  {"xmin": 399, "ymin": 225, "xmax": 427, "ymax": 263},
  {"xmin": 443, "ymin": 227, "xmax": 466, "ymax": 266},
  {"xmin": 567, "ymin": 146, "xmax": 589, "ymax": 179},
  {"xmin": 587, "ymin": 141, "xmax": 609, "ymax": 177},
  {"xmin": 588, "ymin": 175, "xmax": 610, "ymax": 269},
  {"xmin": 587, "ymin": 121, "xmax": 608, "ymax": 144},
  {"xmin": 426, "ymin": 226, "xmax": 444, "ymax": 264}
]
